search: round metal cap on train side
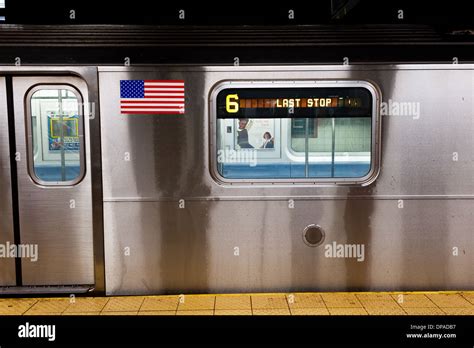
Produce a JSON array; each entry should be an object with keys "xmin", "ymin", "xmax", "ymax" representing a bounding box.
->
[{"xmin": 303, "ymin": 224, "xmax": 325, "ymax": 247}]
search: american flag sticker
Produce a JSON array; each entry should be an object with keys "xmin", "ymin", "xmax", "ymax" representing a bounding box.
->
[{"xmin": 120, "ymin": 80, "xmax": 185, "ymax": 114}]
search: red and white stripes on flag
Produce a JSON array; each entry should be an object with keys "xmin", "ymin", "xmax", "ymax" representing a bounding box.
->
[{"xmin": 120, "ymin": 80, "xmax": 185, "ymax": 114}]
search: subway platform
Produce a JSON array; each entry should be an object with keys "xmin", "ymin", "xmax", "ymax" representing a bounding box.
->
[{"xmin": 0, "ymin": 291, "xmax": 473, "ymax": 316}]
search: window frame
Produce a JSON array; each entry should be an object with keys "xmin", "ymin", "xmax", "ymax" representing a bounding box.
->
[
  {"xmin": 209, "ymin": 80, "xmax": 381, "ymax": 186},
  {"xmin": 25, "ymin": 84, "xmax": 86, "ymax": 186}
]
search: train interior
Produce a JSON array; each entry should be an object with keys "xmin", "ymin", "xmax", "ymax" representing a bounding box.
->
[{"xmin": 217, "ymin": 117, "xmax": 371, "ymax": 179}]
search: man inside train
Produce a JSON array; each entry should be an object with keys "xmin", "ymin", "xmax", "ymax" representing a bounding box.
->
[{"xmin": 237, "ymin": 118, "xmax": 254, "ymax": 148}]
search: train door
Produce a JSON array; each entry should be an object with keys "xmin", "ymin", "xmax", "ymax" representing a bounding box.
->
[{"xmin": 1, "ymin": 76, "xmax": 94, "ymax": 289}]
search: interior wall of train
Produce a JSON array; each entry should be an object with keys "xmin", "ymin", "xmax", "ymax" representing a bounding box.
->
[{"xmin": 0, "ymin": 64, "xmax": 473, "ymax": 295}]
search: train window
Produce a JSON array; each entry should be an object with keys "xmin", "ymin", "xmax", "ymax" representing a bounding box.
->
[
  {"xmin": 211, "ymin": 81, "xmax": 380, "ymax": 185},
  {"xmin": 27, "ymin": 86, "xmax": 85, "ymax": 185}
]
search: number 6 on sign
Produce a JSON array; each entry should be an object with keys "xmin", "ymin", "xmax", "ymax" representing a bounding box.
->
[{"xmin": 226, "ymin": 94, "xmax": 239, "ymax": 113}]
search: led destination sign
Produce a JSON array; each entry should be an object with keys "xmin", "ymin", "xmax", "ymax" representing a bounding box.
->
[
  {"xmin": 216, "ymin": 87, "xmax": 372, "ymax": 119},
  {"xmin": 228, "ymin": 96, "xmax": 360, "ymax": 110}
]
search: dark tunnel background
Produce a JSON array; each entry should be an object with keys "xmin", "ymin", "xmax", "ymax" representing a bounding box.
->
[{"xmin": 0, "ymin": 0, "xmax": 473, "ymax": 30}]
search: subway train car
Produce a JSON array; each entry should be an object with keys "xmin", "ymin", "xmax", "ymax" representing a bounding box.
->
[{"xmin": 0, "ymin": 25, "xmax": 473, "ymax": 296}]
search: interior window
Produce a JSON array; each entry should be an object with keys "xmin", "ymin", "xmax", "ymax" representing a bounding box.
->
[{"xmin": 29, "ymin": 88, "xmax": 84, "ymax": 184}]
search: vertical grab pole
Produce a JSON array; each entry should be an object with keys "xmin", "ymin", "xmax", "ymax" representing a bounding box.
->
[
  {"xmin": 58, "ymin": 90, "xmax": 66, "ymax": 181},
  {"xmin": 305, "ymin": 118, "xmax": 309, "ymax": 178},
  {"xmin": 331, "ymin": 117, "xmax": 336, "ymax": 178}
]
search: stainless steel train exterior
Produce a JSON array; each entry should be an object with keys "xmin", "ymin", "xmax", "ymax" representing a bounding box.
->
[{"xmin": 0, "ymin": 64, "xmax": 472, "ymax": 295}]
